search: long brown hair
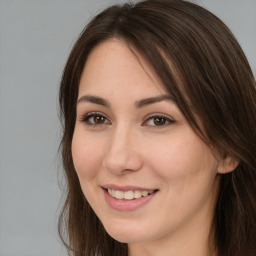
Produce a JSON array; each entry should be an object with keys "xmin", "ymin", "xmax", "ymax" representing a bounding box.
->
[{"xmin": 58, "ymin": 1, "xmax": 256, "ymax": 255}]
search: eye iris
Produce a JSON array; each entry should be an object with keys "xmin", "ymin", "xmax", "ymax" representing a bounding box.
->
[
  {"xmin": 94, "ymin": 115, "xmax": 105, "ymax": 124},
  {"xmin": 154, "ymin": 117, "xmax": 166, "ymax": 125}
]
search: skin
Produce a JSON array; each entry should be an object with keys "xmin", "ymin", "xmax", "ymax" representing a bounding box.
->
[{"xmin": 72, "ymin": 39, "xmax": 235, "ymax": 256}]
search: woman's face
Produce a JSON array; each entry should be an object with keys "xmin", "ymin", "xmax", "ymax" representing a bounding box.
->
[{"xmin": 72, "ymin": 39, "xmax": 221, "ymax": 247}]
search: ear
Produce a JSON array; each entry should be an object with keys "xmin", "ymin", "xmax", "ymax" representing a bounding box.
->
[{"xmin": 217, "ymin": 155, "xmax": 239, "ymax": 174}]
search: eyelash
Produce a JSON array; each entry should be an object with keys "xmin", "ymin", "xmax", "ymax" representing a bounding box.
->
[
  {"xmin": 80, "ymin": 112, "xmax": 110, "ymax": 127},
  {"xmin": 143, "ymin": 114, "xmax": 175, "ymax": 128},
  {"xmin": 80, "ymin": 112, "xmax": 175, "ymax": 128}
]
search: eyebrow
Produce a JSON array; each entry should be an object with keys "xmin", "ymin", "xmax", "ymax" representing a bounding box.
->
[
  {"xmin": 77, "ymin": 95, "xmax": 110, "ymax": 107},
  {"xmin": 76, "ymin": 94, "xmax": 175, "ymax": 108},
  {"xmin": 135, "ymin": 95, "xmax": 174, "ymax": 108}
]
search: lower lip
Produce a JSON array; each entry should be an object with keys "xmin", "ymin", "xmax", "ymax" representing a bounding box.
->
[{"xmin": 103, "ymin": 189, "xmax": 157, "ymax": 211}]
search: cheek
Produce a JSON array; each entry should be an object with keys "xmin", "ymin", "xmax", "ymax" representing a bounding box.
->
[
  {"xmin": 71, "ymin": 129, "xmax": 103, "ymax": 180},
  {"xmin": 144, "ymin": 132, "xmax": 218, "ymax": 184}
]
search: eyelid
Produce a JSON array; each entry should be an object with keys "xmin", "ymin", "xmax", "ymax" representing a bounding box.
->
[
  {"xmin": 142, "ymin": 113, "xmax": 175, "ymax": 128},
  {"xmin": 79, "ymin": 111, "xmax": 175, "ymax": 128},
  {"xmin": 79, "ymin": 111, "xmax": 111, "ymax": 125}
]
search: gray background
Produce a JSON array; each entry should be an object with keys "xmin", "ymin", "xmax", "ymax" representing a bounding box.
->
[{"xmin": 0, "ymin": 1, "xmax": 255, "ymax": 256}]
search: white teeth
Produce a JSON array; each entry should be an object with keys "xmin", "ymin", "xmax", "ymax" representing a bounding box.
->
[
  {"xmin": 115, "ymin": 190, "xmax": 124, "ymax": 199},
  {"xmin": 142, "ymin": 191, "xmax": 148, "ymax": 197},
  {"xmin": 134, "ymin": 190, "xmax": 142, "ymax": 199},
  {"xmin": 107, "ymin": 189, "xmax": 154, "ymax": 200},
  {"xmin": 124, "ymin": 191, "xmax": 134, "ymax": 200}
]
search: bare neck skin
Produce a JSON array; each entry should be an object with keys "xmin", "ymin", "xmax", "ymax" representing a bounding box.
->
[
  {"xmin": 128, "ymin": 224, "xmax": 217, "ymax": 256},
  {"xmin": 128, "ymin": 201, "xmax": 217, "ymax": 256}
]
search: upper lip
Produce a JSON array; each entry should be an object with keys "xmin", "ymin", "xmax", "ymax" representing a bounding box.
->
[{"xmin": 102, "ymin": 184, "xmax": 158, "ymax": 192}]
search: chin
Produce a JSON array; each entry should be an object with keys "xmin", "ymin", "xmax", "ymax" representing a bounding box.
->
[
  {"xmin": 108, "ymin": 232, "xmax": 144, "ymax": 244},
  {"xmin": 103, "ymin": 222, "xmax": 149, "ymax": 244}
]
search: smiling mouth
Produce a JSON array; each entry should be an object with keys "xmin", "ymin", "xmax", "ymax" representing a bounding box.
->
[{"xmin": 106, "ymin": 189, "xmax": 158, "ymax": 200}]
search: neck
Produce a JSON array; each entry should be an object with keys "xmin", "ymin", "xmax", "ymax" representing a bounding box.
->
[
  {"xmin": 128, "ymin": 204, "xmax": 218, "ymax": 256},
  {"xmin": 128, "ymin": 226, "xmax": 217, "ymax": 256}
]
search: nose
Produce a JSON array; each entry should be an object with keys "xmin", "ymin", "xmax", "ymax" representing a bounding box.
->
[{"xmin": 102, "ymin": 125, "xmax": 143, "ymax": 175}]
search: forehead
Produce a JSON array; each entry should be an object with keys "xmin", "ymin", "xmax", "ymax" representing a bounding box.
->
[{"xmin": 78, "ymin": 38, "xmax": 167, "ymax": 96}]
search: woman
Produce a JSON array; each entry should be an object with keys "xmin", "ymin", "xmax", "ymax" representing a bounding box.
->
[{"xmin": 58, "ymin": 0, "xmax": 256, "ymax": 255}]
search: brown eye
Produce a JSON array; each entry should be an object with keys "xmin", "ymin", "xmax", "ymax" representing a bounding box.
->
[
  {"xmin": 81, "ymin": 112, "xmax": 110, "ymax": 126},
  {"xmin": 93, "ymin": 115, "xmax": 105, "ymax": 124},
  {"xmin": 153, "ymin": 117, "xmax": 167, "ymax": 126},
  {"xmin": 143, "ymin": 115, "xmax": 175, "ymax": 128}
]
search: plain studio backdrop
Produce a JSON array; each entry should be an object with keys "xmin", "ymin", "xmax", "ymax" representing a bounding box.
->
[{"xmin": 0, "ymin": 0, "xmax": 255, "ymax": 255}]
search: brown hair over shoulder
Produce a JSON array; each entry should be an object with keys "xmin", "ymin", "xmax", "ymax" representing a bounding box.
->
[{"xmin": 58, "ymin": 1, "xmax": 256, "ymax": 255}]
